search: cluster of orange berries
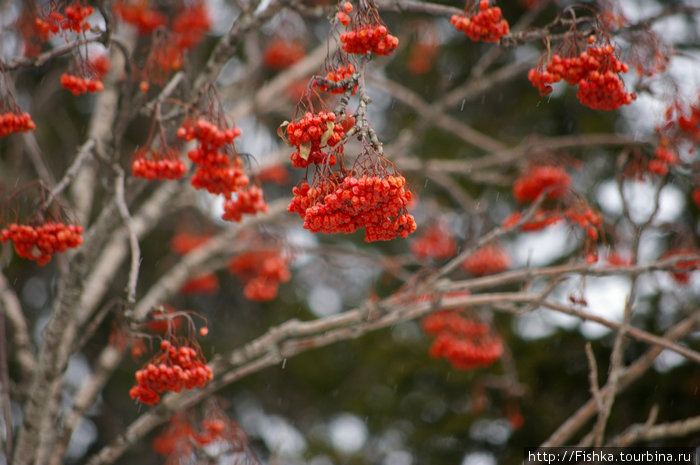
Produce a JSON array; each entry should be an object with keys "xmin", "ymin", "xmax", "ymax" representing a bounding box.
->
[
  {"xmin": 152, "ymin": 404, "xmax": 250, "ymax": 459},
  {"xmin": 60, "ymin": 73, "xmax": 104, "ymax": 95},
  {"xmin": 648, "ymin": 144, "xmax": 678, "ymax": 176},
  {"xmin": 132, "ymin": 148, "xmax": 187, "ymax": 180},
  {"xmin": 512, "ymin": 165, "xmax": 571, "ymax": 203},
  {"xmin": 336, "ymin": 1, "xmax": 353, "ymax": 26},
  {"xmin": 566, "ymin": 207, "xmax": 602, "ymax": 242},
  {"xmin": 222, "ymin": 186, "xmax": 268, "ymax": 222},
  {"xmin": 263, "ymin": 39, "xmax": 306, "ymax": 70},
  {"xmin": 315, "ymin": 64, "xmax": 358, "ymax": 95},
  {"xmin": 450, "ymin": 0, "xmax": 510, "ymax": 43},
  {"xmin": 529, "ymin": 39, "xmax": 636, "ymax": 110},
  {"xmin": 130, "ymin": 339, "xmax": 213, "ymax": 406},
  {"xmin": 422, "ymin": 310, "xmax": 503, "ymax": 370},
  {"xmin": 1, "ymin": 222, "xmax": 84, "ymax": 265},
  {"xmin": 113, "ymin": 0, "xmax": 166, "ymax": 34},
  {"xmin": 288, "ymin": 175, "xmax": 417, "ymax": 242},
  {"xmin": 228, "ymin": 249, "xmax": 291, "ymax": 301},
  {"xmin": 461, "ymin": 243, "xmax": 510, "ymax": 276},
  {"xmin": 340, "ymin": 25, "xmax": 399, "ymax": 56},
  {"xmin": 171, "ymin": 0, "xmax": 211, "ymax": 50},
  {"xmin": 177, "ymin": 118, "xmax": 250, "ymax": 198},
  {"xmin": 410, "ymin": 222, "xmax": 457, "ymax": 260},
  {"xmin": 0, "ymin": 111, "xmax": 36, "ymax": 138},
  {"xmin": 287, "ymin": 111, "xmax": 344, "ymax": 151},
  {"xmin": 35, "ymin": 1, "xmax": 93, "ymax": 38},
  {"xmin": 286, "ymin": 111, "xmax": 345, "ymax": 168}
]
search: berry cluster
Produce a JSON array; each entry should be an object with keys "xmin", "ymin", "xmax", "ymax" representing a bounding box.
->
[
  {"xmin": 132, "ymin": 148, "xmax": 187, "ymax": 181},
  {"xmin": 340, "ymin": 25, "xmax": 399, "ymax": 56},
  {"xmin": 461, "ymin": 243, "xmax": 510, "ymax": 276},
  {"xmin": 450, "ymin": 1, "xmax": 509, "ymax": 43},
  {"xmin": 35, "ymin": 1, "xmax": 93, "ymax": 37},
  {"xmin": 315, "ymin": 64, "xmax": 358, "ymax": 95},
  {"xmin": 288, "ymin": 175, "xmax": 417, "ymax": 242},
  {"xmin": 1, "ymin": 222, "xmax": 84, "ymax": 265},
  {"xmin": 648, "ymin": 143, "xmax": 678, "ymax": 176},
  {"xmin": 112, "ymin": 0, "xmax": 166, "ymax": 35},
  {"xmin": 152, "ymin": 402, "xmax": 253, "ymax": 459},
  {"xmin": 336, "ymin": 1, "xmax": 353, "ymax": 26},
  {"xmin": 177, "ymin": 118, "xmax": 248, "ymax": 198},
  {"xmin": 528, "ymin": 40, "xmax": 636, "ymax": 110},
  {"xmin": 129, "ymin": 339, "xmax": 213, "ymax": 406},
  {"xmin": 0, "ymin": 111, "xmax": 36, "ymax": 137},
  {"xmin": 410, "ymin": 222, "xmax": 457, "ymax": 260},
  {"xmin": 263, "ymin": 39, "xmax": 306, "ymax": 70},
  {"xmin": 172, "ymin": 0, "xmax": 210, "ymax": 50},
  {"xmin": 228, "ymin": 249, "xmax": 291, "ymax": 301},
  {"xmin": 513, "ymin": 165, "xmax": 571, "ymax": 203},
  {"xmin": 60, "ymin": 73, "xmax": 104, "ymax": 95},
  {"xmin": 286, "ymin": 111, "xmax": 344, "ymax": 152},
  {"xmin": 565, "ymin": 206, "xmax": 602, "ymax": 242},
  {"xmin": 290, "ymin": 149, "xmax": 337, "ymax": 169},
  {"xmin": 221, "ymin": 186, "xmax": 268, "ymax": 222},
  {"xmin": 421, "ymin": 310, "xmax": 502, "ymax": 370},
  {"xmin": 286, "ymin": 111, "xmax": 344, "ymax": 168}
]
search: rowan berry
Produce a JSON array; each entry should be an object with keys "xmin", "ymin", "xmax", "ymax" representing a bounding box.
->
[
  {"xmin": 0, "ymin": 222, "xmax": 84, "ymax": 265},
  {"xmin": 450, "ymin": 1, "xmax": 509, "ymax": 43},
  {"xmin": 461, "ymin": 243, "xmax": 510, "ymax": 276},
  {"xmin": 0, "ymin": 111, "xmax": 36, "ymax": 138},
  {"xmin": 513, "ymin": 165, "xmax": 571, "ymax": 202}
]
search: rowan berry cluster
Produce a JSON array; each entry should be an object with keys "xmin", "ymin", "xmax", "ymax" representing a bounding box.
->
[
  {"xmin": 315, "ymin": 64, "xmax": 358, "ymax": 95},
  {"xmin": 152, "ymin": 401, "xmax": 254, "ymax": 460},
  {"xmin": 60, "ymin": 73, "xmax": 104, "ymax": 95},
  {"xmin": 35, "ymin": 1, "xmax": 93, "ymax": 37},
  {"xmin": 565, "ymin": 206, "xmax": 602, "ymax": 242},
  {"xmin": 1, "ymin": 222, "xmax": 84, "ymax": 265},
  {"xmin": 228, "ymin": 249, "xmax": 291, "ymax": 301},
  {"xmin": 177, "ymin": 118, "xmax": 249, "ymax": 198},
  {"xmin": 130, "ymin": 339, "xmax": 213, "ymax": 406},
  {"xmin": 336, "ymin": 1, "xmax": 353, "ymax": 26},
  {"xmin": 221, "ymin": 186, "xmax": 268, "ymax": 222},
  {"xmin": 421, "ymin": 310, "xmax": 502, "ymax": 370},
  {"xmin": 410, "ymin": 222, "xmax": 457, "ymax": 260},
  {"xmin": 288, "ymin": 174, "xmax": 417, "ymax": 242},
  {"xmin": 0, "ymin": 111, "xmax": 36, "ymax": 138},
  {"xmin": 450, "ymin": 1, "xmax": 509, "ymax": 43},
  {"xmin": 513, "ymin": 165, "xmax": 571, "ymax": 203},
  {"xmin": 263, "ymin": 39, "xmax": 306, "ymax": 70},
  {"xmin": 171, "ymin": 0, "xmax": 211, "ymax": 50},
  {"xmin": 461, "ymin": 243, "xmax": 510, "ymax": 276},
  {"xmin": 286, "ymin": 111, "xmax": 344, "ymax": 152},
  {"xmin": 112, "ymin": 0, "xmax": 166, "ymax": 34},
  {"xmin": 132, "ymin": 148, "xmax": 187, "ymax": 180},
  {"xmin": 528, "ymin": 38, "xmax": 635, "ymax": 110},
  {"xmin": 340, "ymin": 25, "xmax": 399, "ymax": 56}
]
